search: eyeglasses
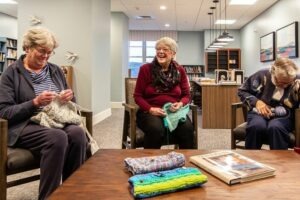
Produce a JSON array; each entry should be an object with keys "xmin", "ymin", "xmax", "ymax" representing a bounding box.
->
[
  {"xmin": 34, "ymin": 47, "xmax": 55, "ymax": 56},
  {"xmin": 155, "ymin": 48, "xmax": 171, "ymax": 53}
]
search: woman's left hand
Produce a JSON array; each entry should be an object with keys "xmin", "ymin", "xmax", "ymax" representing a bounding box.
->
[
  {"xmin": 59, "ymin": 89, "xmax": 73, "ymax": 103},
  {"xmin": 169, "ymin": 102, "xmax": 183, "ymax": 112}
]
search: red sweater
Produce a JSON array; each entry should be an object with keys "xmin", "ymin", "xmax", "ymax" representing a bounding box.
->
[{"xmin": 134, "ymin": 63, "xmax": 191, "ymax": 111}]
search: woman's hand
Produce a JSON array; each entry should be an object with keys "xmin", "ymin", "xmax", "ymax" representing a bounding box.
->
[
  {"xmin": 33, "ymin": 91, "xmax": 57, "ymax": 107},
  {"xmin": 169, "ymin": 102, "xmax": 183, "ymax": 112},
  {"xmin": 149, "ymin": 107, "xmax": 166, "ymax": 117},
  {"xmin": 58, "ymin": 89, "xmax": 74, "ymax": 103},
  {"xmin": 255, "ymin": 100, "xmax": 272, "ymax": 118}
]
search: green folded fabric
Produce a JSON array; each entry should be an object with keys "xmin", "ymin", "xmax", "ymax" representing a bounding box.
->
[
  {"xmin": 128, "ymin": 167, "xmax": 207, "ymax": 199},
  {"xmin": 163, "ymin": 102, "xmax": 190, "ymax": 132}
]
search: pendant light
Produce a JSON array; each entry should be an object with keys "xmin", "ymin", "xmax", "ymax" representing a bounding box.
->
[
  {"xmin": 212, "ymin": 0, "xmax": 228, "ymax": 46},
  {"xmin": 206, "ymin": 12, "xmax": 217, "ymax": 51},
  {"xmin": 217, "ymin": 0, "xmax": 234, "ymax": 42}
]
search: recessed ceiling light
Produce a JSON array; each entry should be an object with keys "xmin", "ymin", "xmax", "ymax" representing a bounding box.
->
[
  {"xmin": 160, "ymin": 5, "xmax": 167, "ymax": 10},
  {"xmin": 0, "ymin": 0, "xmax": 17, "ymax": 4},
  {"xmin": 165, "ymin": 24, "xmax": 170, "ymax": 27},
  {"xmin": 135, "ymin": 16, "xmax": 154, "ymax": 20},
  {"xmin": 230, "ymin": 0, "xmax": 257, "ymax": 5},
  {"xmin": 215, "ymin": 19, "xmax": 236, "ymax": 24}
]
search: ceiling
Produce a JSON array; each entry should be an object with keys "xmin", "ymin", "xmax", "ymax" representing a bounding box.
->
[{"xmin": 0, "ymin": 0, "xmax": 279, "ymax": 31}]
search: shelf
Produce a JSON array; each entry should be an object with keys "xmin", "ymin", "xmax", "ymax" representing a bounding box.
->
[
  {"xmin": 205, "ymin": 48, "xmax": 241, "ymax": 72},
  {"xmin": 0, "ymin": 37, "xmax": 18, "ymax": 73}
]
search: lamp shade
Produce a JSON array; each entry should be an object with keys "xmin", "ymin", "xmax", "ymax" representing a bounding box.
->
[
  {"xmin": 212, "ymin": 39, "xmax": 228, "ymax": 46},
  {"xmin": 217, "ymin": 31, "xmax": 234, "ymax": 42}
]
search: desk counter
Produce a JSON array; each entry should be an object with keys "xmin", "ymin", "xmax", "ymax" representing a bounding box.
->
[{"xmin": 196, "ymin": 83, "xmax": 242, "ymax": 129}]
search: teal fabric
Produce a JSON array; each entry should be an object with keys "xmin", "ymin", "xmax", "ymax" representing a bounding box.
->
[{"xmin": 163, "ymin": 102, "xmax": 190, "ymax": 132}]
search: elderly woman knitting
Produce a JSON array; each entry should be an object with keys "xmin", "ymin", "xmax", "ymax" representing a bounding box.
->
[
  {"xmin": 238, "ymin": 57, "xmax": 299, "ymax": 149},
  {"xmin": 0, "ymin": 27, "xmax": 87, "ymax": 200},
  {"xmin": 134, "ymin": 37, "xmax": 194, "ymax": 149}
]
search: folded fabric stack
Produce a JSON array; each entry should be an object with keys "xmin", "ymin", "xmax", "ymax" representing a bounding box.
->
[
  {"xmin": 124, "ymin": 151, "xmax": 185, "ymax": 175},
  {"xmin": 124, "ymin": 152, "xmax": 207, "ymax": 199},
  {"xmin": 128, "ymin": 167, "xmax": 207, "ymax": 199}
]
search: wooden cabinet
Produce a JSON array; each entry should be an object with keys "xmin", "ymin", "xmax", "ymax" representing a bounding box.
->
[
  {"xmin": 201, "ymin": 84, "xmax": 242, "ymax": 129},
  {"xmin": 205, "ymin": 48, "xmax": 241, "ymax": 73},
  {"xmin": 0, "ymin": 37, "xmax": 17, "ymax": 75},
  {"xmin": 182, "ymin": 65, "xmax": 205, "ymax": 81}
]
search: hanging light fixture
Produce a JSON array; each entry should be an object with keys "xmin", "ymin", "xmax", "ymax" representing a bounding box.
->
[
  {"xmin": 213, "ymin": 0, "xmax": 228, "ymax": 46},
  {"xmin": 211, "ymin": 0, "xmax": 228, "ymax": 46},
  {"xmin": 206, "ymin": 12, "xmax": 217, "ymax": 51},
  {"xmin": 217, "ymin": 0, "xmax": 234, "ymax": 42}
]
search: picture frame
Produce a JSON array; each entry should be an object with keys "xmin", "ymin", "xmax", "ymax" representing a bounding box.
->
[
  {"xmin": 260, "ymin": 32, "xmax": 275, "ymax": 62},
  {"xmin": 215, "ymin": 69, "xmax": 228, "ymax": 84},
  {"xmin": 230, "ymin": 70, "xmax": 244, "ymax": 84},
  {"xmin": 276, "ymin": 21, "xmax": 298, "ymax": 58}
]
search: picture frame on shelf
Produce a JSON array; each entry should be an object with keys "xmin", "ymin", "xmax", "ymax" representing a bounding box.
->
[
  {"xmin": 215, "ymin": 69, "xmax": 228, "ymax": 84},
  {"xmin": 260, "ymin": 32, "xmax": 275, "ymax": 62},
  {"xmin": 276, "ymin": 21, "xmax": 298, "ymax": 58}
]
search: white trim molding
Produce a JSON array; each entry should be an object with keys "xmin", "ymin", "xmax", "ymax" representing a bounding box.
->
[{"xmin": 93, "ymin": 108, "xmax": 111, "ymax": 125}]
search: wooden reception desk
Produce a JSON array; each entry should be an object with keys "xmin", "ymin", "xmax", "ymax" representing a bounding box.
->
[{"xmin": 196, "ymin": 83, "xmax": 242, "ymax": 129}]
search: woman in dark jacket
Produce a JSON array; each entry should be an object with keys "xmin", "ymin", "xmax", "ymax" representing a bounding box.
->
[
  {"xmin": 0, "ymin": 27, "xmax": 87, "ymax": 200},
  {"xmin": 238, "ymin": 58, "xmax": 299, "ymax": 149}
]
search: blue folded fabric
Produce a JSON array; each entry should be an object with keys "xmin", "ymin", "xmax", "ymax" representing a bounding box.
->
[
  {"xmin": 128, "ymin": 167, "xmax": 207, "ymax": 199},
  {"xmin": 163, "ymin": 102, "xmax": 190, "ymax": 132}
]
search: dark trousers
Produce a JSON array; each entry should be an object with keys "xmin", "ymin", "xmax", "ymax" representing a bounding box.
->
[
  {"xmin": 136, "ymin": 110, "xmax": 194, "ymax": 149},
  {"xmin": 17, "ymin": 123, "xmax": 87, "ymax": 200},
  {"xmin": 246, "ymin": 112, "xmax": 293, "ymax": 150}
]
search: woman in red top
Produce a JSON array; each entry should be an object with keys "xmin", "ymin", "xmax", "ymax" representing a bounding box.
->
[{"xmin": 134, "ymin": 37, "xmax": 194, "ymax": 149}]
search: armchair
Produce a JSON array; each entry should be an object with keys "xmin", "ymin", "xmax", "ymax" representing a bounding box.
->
[
  {"xmin": 0, "ymin": 65, "xmax": 93, "ymax": 200},
  {"xmin": 231, "ymin": 102, "xmax": 300, "ymax": 149},
  {"xmin": 0, "ymin": 110, "xmax": 92, "ymax": 200},
  {"xmin": 122, "ymin": 78, "xmax": 198, "ymax": 149}
]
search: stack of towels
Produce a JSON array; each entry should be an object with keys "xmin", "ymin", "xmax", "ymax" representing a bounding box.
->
[{"xmin": 124, "ymin": 152, "xmax": 207, "ymax": 199}]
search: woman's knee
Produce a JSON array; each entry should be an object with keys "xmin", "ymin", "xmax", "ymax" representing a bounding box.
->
[
  {"xmin": 65, "ymin": 125, "xmax": 87, "ymax": 147},
  {"xmin": 45, "ymin": 129, "xmax": 68, "ymax": 153}
]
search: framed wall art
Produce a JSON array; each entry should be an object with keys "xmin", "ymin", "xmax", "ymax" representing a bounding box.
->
[
  {"xmin": 276, "ymin": 21, "xmax": 298, "ymax": 58},
  {"xmin": 260, "ymin": 32, "xmax": 275, "ymax": 62}
]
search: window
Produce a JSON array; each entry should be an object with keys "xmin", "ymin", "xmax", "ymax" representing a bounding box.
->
[{"xmin": 129, "ymin": 40, "xmax": 155, "ymax": 77}]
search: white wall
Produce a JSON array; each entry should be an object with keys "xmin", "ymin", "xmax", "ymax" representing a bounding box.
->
[
  {"xmin": 241, "ymin": 0, "xmax": 300, "ymax": 76},
  {"xmin": 0, "ymin": 12, "xmax": 17, "ymax": 38},
  {"xmin": 177, "ymin": 31, "xmax": 205, "ymax": 65},
  {"xmin": 17, "ymin": 0, "xmax": 111, "ymax": 123},
  {"xmin": 111, "ymin": 12, "xmax": 129, "ymax": 105}
]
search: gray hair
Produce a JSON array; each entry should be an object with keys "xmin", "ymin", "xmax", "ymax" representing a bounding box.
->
[
  {"xmin": 155, "ymin": 37, "xmax": 178, "ymax": 53},
  {"xmin": 22, "ymin": 27, "xmax": 58, "ymax": 51},
  {"xmin": 271, "ymin": 57, "xmax": 298, "ymax": 79}
]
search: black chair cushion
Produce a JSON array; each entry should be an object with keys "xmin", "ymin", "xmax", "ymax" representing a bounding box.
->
[{"xmin": 7, "ymin": 148, "xmax": 40, "ymax": 174}]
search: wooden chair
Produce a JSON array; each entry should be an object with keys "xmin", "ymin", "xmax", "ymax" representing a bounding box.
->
[
  {"xmin": 231, "ymin": 102, "xmax": 300, "ymax": 149},
  {"xmin": 0, "ymin": 110, "xmax": 93, "ymax": 200},
  {"xmin": 0, "ymin": 65, "xmax": 93, "ymax": 200},
  {"xmin": 122, "ymin": 77, "xmax": 198, "ymax": 149}
]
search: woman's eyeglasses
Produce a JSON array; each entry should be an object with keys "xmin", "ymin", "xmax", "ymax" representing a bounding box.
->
[
  {"xmin": 34, "ymin": 47, "xmax": 55, "ymax": 56},
  {"xmin": 155, "ymin": 48, "xmax": 171, "ymax": 53}
]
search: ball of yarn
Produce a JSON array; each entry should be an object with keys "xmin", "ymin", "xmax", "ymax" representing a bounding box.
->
[{"xmin": 273, "ymin": 106, "xmax": 287, "ymax": 117}]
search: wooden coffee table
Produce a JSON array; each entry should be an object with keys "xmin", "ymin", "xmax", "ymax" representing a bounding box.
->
[{"xmin": 49, "ymin": 149, "xmax": 300, "ymax": 200}]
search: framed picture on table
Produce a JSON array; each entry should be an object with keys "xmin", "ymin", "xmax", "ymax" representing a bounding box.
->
[
  {"xmin": 276, "ymin": 21, "xmax": 298, "ymax": 58},
  {"xmin": 260, "ymin": 32, "xmax": 275, "ymax": 62}
]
